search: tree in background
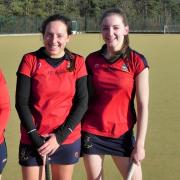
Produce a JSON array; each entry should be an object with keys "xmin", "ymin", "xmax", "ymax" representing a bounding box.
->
[{"xmin": 0, "ymin": 0, "xmax": 179, "ymax": 33}]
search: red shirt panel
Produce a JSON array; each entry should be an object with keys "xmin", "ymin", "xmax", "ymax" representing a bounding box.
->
[
  {"xmin": 18, "ymin": 51, "xmax": 87, "ymax": 144},
  {"xmin": 0, "ymin": 70, "xmax": 10, "ymax": 143},
  {"xmin": 82, "ymin": 49, "xmax": 148, "ymax": 138}
]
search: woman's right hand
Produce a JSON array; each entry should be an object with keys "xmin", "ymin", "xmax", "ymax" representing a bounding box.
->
[
  {"xmin": 38, "ymin": 133, "xmax": 60, "ymax": 156},
  {"xmin": 130, "ymin": 145, "xmax": 145, "ymax": 166}
]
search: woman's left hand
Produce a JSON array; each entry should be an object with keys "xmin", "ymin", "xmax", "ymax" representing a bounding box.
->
[
  {"xmin": 38, "ymin": 133, "xmax": 60, "ymax": 156},
  {"xmin": 130, "ymin": 145, "xmax": 145, "ymax": 166}
]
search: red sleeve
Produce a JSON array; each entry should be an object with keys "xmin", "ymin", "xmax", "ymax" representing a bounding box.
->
[
  {"xmin": 17, "ymin": 53, "xmax": 36, "ymax": 77},
  {"xmin": 0, "ymin": 70, "xmax": 10, "ymax": 138},
  {"xmin": 75, "ymin": 55, "xmax": 87, "ymax": 79},
  {"xmin": 134, "ymin": 53, "xmax": 149, "ymax": 77}
]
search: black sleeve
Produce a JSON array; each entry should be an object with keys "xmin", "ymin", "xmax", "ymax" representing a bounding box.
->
[
  {"xmin": 15, "ymin": 73, "xmax": 44, "ymax": 148},
  {"xmin": 54, "ymin": 75, "xmax": 88, "ymax": 144}
]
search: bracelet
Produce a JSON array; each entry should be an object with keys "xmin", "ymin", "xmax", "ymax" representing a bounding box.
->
[
  {"xmin": 27, "ymin": 129, "xmax": 36, "ymax": 134},
  {"xmin": 68, "ymin": 128, "xmax": 73, "ymax": 132}
]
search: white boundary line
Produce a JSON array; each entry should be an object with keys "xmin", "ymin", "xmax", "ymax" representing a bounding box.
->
[
  {"xmin": 0, "ymin": 33, "xmax": 41, "ymax": 37},
  {"xmin": 0, "ymin": 32, "xmax": 83, "ymax": 37}
]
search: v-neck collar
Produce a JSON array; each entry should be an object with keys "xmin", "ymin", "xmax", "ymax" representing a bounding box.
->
[
  {"xmin": 36, "ymin": 47, "xmax": 71, "ymax": 68},
  {"xmin": 99, "ymin": 44, "xmax": 131, "ymax": 63}
]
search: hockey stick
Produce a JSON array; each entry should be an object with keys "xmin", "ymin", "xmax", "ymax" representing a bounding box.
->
[
  {"xmin": 126, "ymin": 162, "xmax": 136, "ymax": 180},
  {"xmin": 45, "ymin": 155, "xmax": 50, "ymax": 180}
]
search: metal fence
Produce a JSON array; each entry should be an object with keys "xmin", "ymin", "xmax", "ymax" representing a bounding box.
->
[
  {"xmin": 0, "ymin": 16, "xmax": 180, "ymax": 34},
  {"xmin": 0, "ymin": 16, "xmax": 43, "ymax": 34}
]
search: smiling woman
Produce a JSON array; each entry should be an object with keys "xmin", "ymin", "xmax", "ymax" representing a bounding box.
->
[
  {"xmin": 15, "ymin": 14, "xmax": 88, "ymax": 180},
  {"xmin": 42, "ymin": 19, "xmax": 71, "ymax": 58},
  {"xmin": 101, "ymin": 13, "xmax": 129, "ymax": 54},
  {"xmin": 81, "ymin": 8, "xmax": 149, "ymax": 180}
]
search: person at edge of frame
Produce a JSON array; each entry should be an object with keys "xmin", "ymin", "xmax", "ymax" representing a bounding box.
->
[
  {"xmin": 0, "ymin": 69, "xmax": 10, "ymax": 180},
  {"xmin": 15, "ymin": 14, "xmax": 88, "ymax": 180},
  {"xmin": 81, "ymin": 8, "xmax": 149, "ymax": 180}
]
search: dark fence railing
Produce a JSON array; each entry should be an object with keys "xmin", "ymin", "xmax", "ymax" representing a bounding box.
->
[{"xmin": 0, "ymin": 16, "xmax": 179, "ymax": 34}]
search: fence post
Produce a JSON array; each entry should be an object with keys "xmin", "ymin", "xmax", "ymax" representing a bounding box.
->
[{"xmin": 164, "ymin": 25, "xmax": 168, "ymax": 34}]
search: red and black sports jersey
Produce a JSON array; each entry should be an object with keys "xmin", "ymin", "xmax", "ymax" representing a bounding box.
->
[
  {"xmin": 18, "ymin": 48, "xmax": 87, "ymax": 144},
  {"xmin": 0, "ymin": 70, "xmax": 10, "ymax": 143},
  {"xmin": 82, "ymin": 47, "xmax": 148, "ymax": 138}
]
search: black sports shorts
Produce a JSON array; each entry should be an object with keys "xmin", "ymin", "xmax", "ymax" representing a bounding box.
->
[
  {"xmin": 81, "ymin": 130, "xmax": 135, "ymax": 157},
  {"xmin": 19, "ymin": 138, "xmax": 81, "ymax": 166}
]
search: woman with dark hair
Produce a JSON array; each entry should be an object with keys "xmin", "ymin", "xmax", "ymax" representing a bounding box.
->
[
  {"xmin": 16, "ymin": 14, "xmax": 88, "ymax": 180},
  {"xmin": 81, "ymin": 8, "xmax": 149, "ymax": 180},
  {"xmin": 0, "ymin": 70, "xmax": 10, "ymax": 180}
]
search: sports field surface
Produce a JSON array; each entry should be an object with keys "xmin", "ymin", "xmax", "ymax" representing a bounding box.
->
[{"xmin": 0, "ymin": 33, "xmax": 180, "ymax": 180}]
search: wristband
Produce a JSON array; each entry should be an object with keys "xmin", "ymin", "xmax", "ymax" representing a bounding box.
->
[{"xmin": 27, "ymin": 129, "xmax": 36, "ymax": 134}]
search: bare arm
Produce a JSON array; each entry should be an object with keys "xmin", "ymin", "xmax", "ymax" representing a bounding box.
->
[{"xmin": 131, "ymin": 68, "xmax": 149, "ymax": 165}]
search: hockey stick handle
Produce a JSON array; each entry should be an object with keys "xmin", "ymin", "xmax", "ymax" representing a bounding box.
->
[
  {"xmin": 126, "ymin": 162, "xmax": 136, "ymax": 180},
  {"xmin": 45, "ymin": 155, "xmax": 50, "ymax": 180}
]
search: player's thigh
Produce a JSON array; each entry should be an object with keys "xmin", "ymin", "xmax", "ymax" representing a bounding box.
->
[
  {"xmin": 112, "ymin": 156, "xmax": 130, "ymax": 178},
  {"xmin": 83, "ymin": 154, "xmax": 104, "ymax": 180},
  {"xmin": 22, "ymin": 166, "xmax": 45, "ymax": 180},
  {"xmin": 51, "ymin": 164, "xmax": 74, "ymax": 180},
  {"xmin": 112, "ymin": 156, "xmax": 142, "ymax": 180}
]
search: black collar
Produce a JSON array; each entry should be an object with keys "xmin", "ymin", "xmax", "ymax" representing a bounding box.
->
[
  {"xmin": 99, "ymin": 44, "xmax": 130, "ymax": 63},
  {"xmin": 36, "ymin": 47, "xmax": 72, "ymax": 67}
]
